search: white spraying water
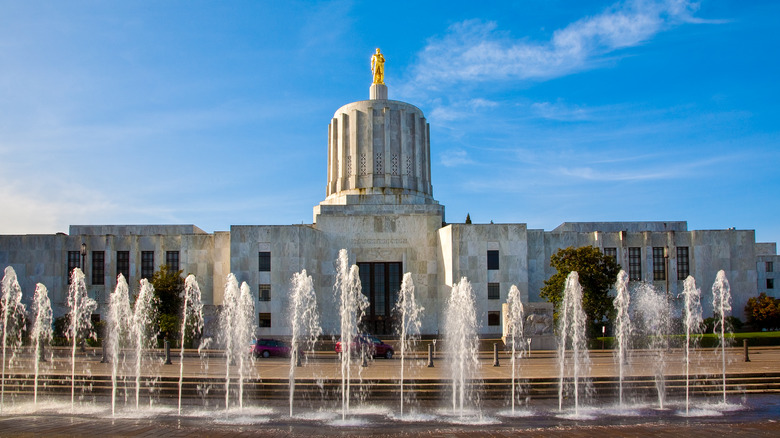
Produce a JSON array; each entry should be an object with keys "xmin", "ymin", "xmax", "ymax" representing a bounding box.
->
[
  {"xmin": 107, "ymin": 274, "xmax": 132, "ymax": 416},
  {"xmin": 395, "ymin": 272, "xmax": 423, "ymax": 417},
  {"xmin": 288, "ymin": 269, "xmax": 321, "ymax": 417},
  {"xmin": 179, "ymin": 275, "xmax": 204, "ymax": 415},
  {"xmin": 334, "ymin": 249, "xmax": 368, "ymax": 421},
  {"xmin": 444, "ymin": 277, "xmax": 480, "ymax": 418},
  {"xmin": 1, "ymin": 267, "xmax": 25, "ymax": 412},
  {"xmin": 613, "ymin": 270, "xmax": 632, "ymax": 407},
  {"xmin": 132, "ymin": 279, "xmax": 157, "ymax": 409},
  {"xmin": 67, "ymin": 268, "xmax": 97, "ymax": 410},
  {"xmin": 557, "ymin": 271, "xmax": 591, "ymax": 415},
  {"xmin": 632, "ymin": 282, "xmax": 671, "ymax": 409},
  {"xmin": 504, "ymin": 285, "xmax": 525, "ymax": 414},
  {"xmin": 30, "ymin": 283, "xmax": 53, "ymax": 408},
  {"xmin": 712, "ymin": 270, "xmax": 732, "ymax": 404},
  {"xmin": 681, "ymin": 275, "xmax": 703, "ymax": 416},
  {"xmin": 218, "ymin": 274, "xmax": 255, "ymax": 411}
]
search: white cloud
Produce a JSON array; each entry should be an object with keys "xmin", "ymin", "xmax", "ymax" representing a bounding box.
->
[
  {"xmin": 440, "ymin": 148, "xmax": 475, "ymax": 167},
  {"xmin": 406, "ymin": 0, "xmax": 710, "ymax": 89}
]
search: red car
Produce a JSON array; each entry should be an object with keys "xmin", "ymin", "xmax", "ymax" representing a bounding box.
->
[
  {"xmin": 252, "ymin": 339, "xmax": 291, "ymax": 358},
  {"xmin": 335, "ymin": 335, "xmax": 394, "ymax": 359}
]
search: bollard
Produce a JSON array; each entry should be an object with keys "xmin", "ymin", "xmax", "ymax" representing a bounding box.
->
[
  {"xmin": 493, "ymin": 343, "xmax": 500, "ymax": 367},
  {"xmin": 296, "ymin": 349, "xmax": 302, "ymax": 367},
  {"xmin": 427, "ymin": 343, "xmax": 434, "ymax": 368},
  {"xmin": 744, "ymin": 339, "xmax": 751, "ymax": 362},
  {"xmin": 39, "ymin": 343, "xmax": 47, "ymax": 362},
  {"xmin": 361, "ymin": 346, "xmax": 368, "ymax": 367},
  {"xmin": 164, "ymin": 339, "xmax": 172, "ymax": 365},
  {"xmin": 100, "ymin": 341, "xmax": 108, "ymax": 363}
]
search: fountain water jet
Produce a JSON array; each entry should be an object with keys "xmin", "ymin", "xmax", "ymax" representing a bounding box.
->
[
  {"xmin": 107, "ymin": 274, "xmax": 132, "ymax": 416},
  {"xmin": 712, "ymin": 270, "xmax": 732, "ymax": 404},
  {"xmin": 334, "ymin": 249, "xmax": 367, "ymax": 421},
  {"xmin": 288, "ymin": 269, "xmax": 321, "ymax": 417},
  {"xmin": 1, "ymin": 267, "xmax": 26, "ymax": 412},
  {"xmin": 444, "ymin": 277, "xmax": 480, "ymax": 418},
  {"xmin": 132, "ymin": 279, "xmax": 157, "ymax": 409},
  {"xmin": 504, "ymin": 285, "xmax": 525, "ymax": 414},
  {"xmin": 395, "ymin": 272, "xmax": 423, "ymax": 417},
  {"xmin": 557, "ymin": 272, "xmax": 591, "ymax": 415},
  {"xmin": 681, "ymin": 275, "xmax": 703, "ymax": 416},
  {"xmin": 179, "ymin": 275, "xmax": 204, "ymax": 415},
  {"xmin": 67, "ymin": 268, "xmax": 97, "ymax": 410},
  {"xmin": 30, "ymin": 283, "xmax": 53, "ymax": 408},
  {"xmin": 632, "ymin": 282, "xmax": 671, "ymax": 409},
  {"xmin": 613, "ymin": 270, "xmax": 632, "ymax": 407},
  {"xmin": 218, "ymin": 274, "xmax": 255, "ymax": 411}
]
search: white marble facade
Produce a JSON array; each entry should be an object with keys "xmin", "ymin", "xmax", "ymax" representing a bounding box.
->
[{"xmin": 1, "ymin": 88, "xmax": 776, "ymax": 337}]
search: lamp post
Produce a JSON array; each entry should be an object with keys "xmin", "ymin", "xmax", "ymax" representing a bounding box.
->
[{"xmin": 80, "ymin": 243, "xmax": 87, "ymax": 278}]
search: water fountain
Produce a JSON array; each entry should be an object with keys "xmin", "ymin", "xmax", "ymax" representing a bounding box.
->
[
  {"xmin": 557, "ymin": 271, "xmax": 591, "ymax": 416},
  {"xmin": 67, "ymin": 268, "xmax": 97, "ymax": 409},
  {"xmin": 632, "ymin": 282, "xmax": 672, "ymax": 409},
  {"xmin": 131, "ymin": 279, "xmax": 157, "ymax": 409},
  {"xmin": 179, "ymin": 274, "xmax": 204, "ymax": 415},
  {"xmin": 712, "ymin": 270, "xmax": 732, "ymax": 404},
  {"xmin": 395, "ymin": 272, "xmax": 423, "ymax": 417},
  {"xmin": 107, "ymin": 274, "xmax": 132, "ymax": 415},
  {"xmin": 1, "ymin": 267, "xmax": 26, "ymax": 412},
  {"xmin": 30, "ymin": 283, "xmax": 53, "ymax": 407},
  {"xmin": 444, "ymin": 277, "xmax": 480, "ymax": 418},
  {"xmin": 504, "ymin": 285, "xmax": 525, "ymax": 414},
  {"xmin": 334, "ymin": 249, "xmax": 368, "ymax": 421},
  {"xmin": 681, "ymin": 275, "xmax": 703, "ymax": 416},
  {"xmin": 218, "ymin": 274, "xmax": 255, "ymax": 411},
  {"xmin": 288, "ymin": 269, "xmax": 321, "ymax": 417},
  {"xmin": 613, "ymin": 270, "xmax": 632, "ymax": 407}
]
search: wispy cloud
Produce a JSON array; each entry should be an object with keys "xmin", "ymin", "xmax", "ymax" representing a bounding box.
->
[
  {"xmin": 405, "ymin": 0, "xmax": 712, "ymax": 90},
  {"xmin": 439, "ymin": 148, "xmax": 475, "ymax": 167}
]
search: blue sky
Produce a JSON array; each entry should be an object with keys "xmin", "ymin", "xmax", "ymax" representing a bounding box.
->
[{"xmin": 1, "ymin": 1, "xmax": 779, "ymax": 246}]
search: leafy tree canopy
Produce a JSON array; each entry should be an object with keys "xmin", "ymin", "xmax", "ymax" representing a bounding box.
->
[
  {"xmin": 150, "ymin": 265, "xmax": 184, "ymax": 317},
  {"xmin": 745, "ymin": 293, "xmax": 780, "ymax": 331},
  {"xmin": 540, "ymin": 245, "xmax": 621, "ymax": 324}
]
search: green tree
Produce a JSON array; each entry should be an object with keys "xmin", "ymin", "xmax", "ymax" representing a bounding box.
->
[
  {"xmin": 150, "ymin": 265, "xmax": 184, "ymax": 340},
  {"xmin": 745, "ymin": 293, "xmax": 780, "ymax": 331},
  {"xmin": 540, "ymin": 246, "xmax": 621, "ymax": 326}
]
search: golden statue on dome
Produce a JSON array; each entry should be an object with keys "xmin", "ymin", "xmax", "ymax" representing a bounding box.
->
[{"xmin": 371, "ymin": 48, "xmax": 385, "ymax": 84}]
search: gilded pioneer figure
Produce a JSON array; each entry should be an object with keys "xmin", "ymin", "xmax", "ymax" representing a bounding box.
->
[{"xmin": 371, "ymin": 48, "xmax": 385, "ymax": 84}]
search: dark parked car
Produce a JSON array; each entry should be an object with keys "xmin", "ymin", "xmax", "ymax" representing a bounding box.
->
[
  {"xmin": 252, "ymin": 339, "xmax": 291, "ymax": 358},
  {"xmin": 335, "ymin": 334, "xmax": 394, "ymax": 359}
]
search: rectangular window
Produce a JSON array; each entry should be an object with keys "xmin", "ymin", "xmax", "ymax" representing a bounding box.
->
[
  {"xmin": 488, "ymin": 282, "xmax": 500, "ymax": 300},
  {"xmin": 653, "ymin": 247, "xmax": 666, "ymax": 281},
  {"xmin": 67, "ymin": 251, "xmax": 80, "ymax": 284},
  {"xmin": 258, "ymin": 251, "xmax": 271, "ymax": 272},
  {"xmin": 91, "ymin": 251, "xmax": 105, "ymax": 285},
  {"xmin": 487, "ymin": 250, "xmax": 499, "ymax": 270},
  {"xmin": 677, "ymin": 247, "xmax": 690, "ymax": 280},
  {"xmin": 258, "ymin": 313, "xmax": 271, "ymax": 328},
  {"xmin": 356, "ymin": 261, "xmax": 403, "ymax": 335},
  {"xmin": 117, "ymin": 251, "xmax": 130, "ymax": 283},
  {"xmin": 488, "ymin": 311, "xmax": 501, "ymax": 326},
  {"xmin": 628, "ymin": 247, "xmax": 642, "ymax": 281},
  {"xmin": 603, "ymin": 247, "xmax": 617, "ymax": 264},
  {"xmin": 768, "ymin": 279, "xmax": 775, "ymax": 290},
  {"xmin": 141, "ymin": 251, "xmax": 155, "ymax": 280},
  {"xmin": 767, "ymin": 261, "xmax": 774, "ymax": 273},
  {"xmin": 259, "ymin": 284, "xmax": 271, "ymax": 301},
  {"xmin": 166, "ymin": 251, "xmax": 180, "ymax": 272}
]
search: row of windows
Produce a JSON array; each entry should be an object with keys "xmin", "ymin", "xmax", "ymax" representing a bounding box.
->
[
  {"xmin": 604, "ymin": 246, "xmax": 690, "ymax": 282},
  {"xmin": 67, "ymin": 250, "xmax": 180, "ymax": 285}
]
